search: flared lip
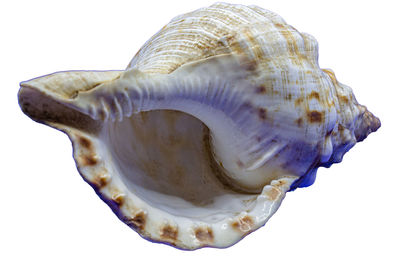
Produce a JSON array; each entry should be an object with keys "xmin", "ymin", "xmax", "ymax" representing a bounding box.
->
[{"xmin": 43, "ymin": 119, "xmax": 296, "ymax": 250}]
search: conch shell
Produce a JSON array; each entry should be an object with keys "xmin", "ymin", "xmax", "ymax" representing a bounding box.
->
[{"xmin": 18, "ymin": 2, "xmax": 380, "ymax": 249}]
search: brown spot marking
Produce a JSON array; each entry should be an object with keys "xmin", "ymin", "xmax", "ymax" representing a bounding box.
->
[
  {"xmin": 255, "ymin": 85, "xmax": 266, "ymax": 94},
  {"xmin": 81, "ymin": 154, "xmax": 98, "ymax": 166},
  {"xmin": 231, "ymin": 216, "xmax": 254, "ymax": 233},
  {"xmin": 111, "ymin": 193, "xmax": 125, "ymax": 206},
  {"xmin": 339, "ymin": 95, "xmax": 349, "ymax": 105},
  {"xmin": 307, "ymin": 110, "xmax": 324, "ymax": 123},
  {"xmin": 266, "ymin": 187, "xmax": 281, "ymax": 201},
  {"xmin": 126, "ymin": 211, "xmax": 146, "ymax": 231},
  {"xmin": 296, "ymin": 117, "xmax": 304, "ymax": 127},
  {"xmin": 338, "ymin": 124, "xmax": 345, "ymax": 133},
  {"xmin": 294, "ymin": 97, "xmax": 304, "ymax": 107},
  {"xmin": 92, "ymin": 174, "xmax": 109, "ymax": 188},
  {"xmin": 286, "ymin": 93, "xmax": 292, "ymax": 100},
  {"xmin": 272, "ymin": 179, "xmax": 287, "ymax": 187},
  {"xmin": 195, "ymin": 227, "xmax": 214, "ymax": 243},
  {"xmin": 78, "ymin": 136, "xmax": 92, "ymax": 149},
  {"xmin": 160, "ymin": 225, "xmax": 178, "ymax": 241},
  {"xmin": 258, "ymin": 108, "xmax": 267, "ymax": 120},
  {"xmin": 308, "ymin": 91, "xmax": 320, "ymax": 100}
]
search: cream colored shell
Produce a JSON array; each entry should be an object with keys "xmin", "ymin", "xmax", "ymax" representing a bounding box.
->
[{"xmin": 18, "ymin": 2, "xmax": 380, "ymax": 250}]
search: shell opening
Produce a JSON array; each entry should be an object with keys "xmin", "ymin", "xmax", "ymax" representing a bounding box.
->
[{"xmin": 101, "ymin": 110, "xmax": 258, "ymax": 223}]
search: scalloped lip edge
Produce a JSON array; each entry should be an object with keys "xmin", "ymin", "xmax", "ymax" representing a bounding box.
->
[{"xmin": 44, "ymin": 122, "xmax": 296, "ymax": 250}]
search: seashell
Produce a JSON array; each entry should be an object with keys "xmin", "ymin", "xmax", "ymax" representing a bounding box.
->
[{"xmin": 18, "ymin": 2, "xmax": 380, "ymax": 250}]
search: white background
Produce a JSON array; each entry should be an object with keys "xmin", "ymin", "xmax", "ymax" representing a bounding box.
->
[{"xmin": 1, "ymin": 0, "xmax": 399, "ymax": 266}]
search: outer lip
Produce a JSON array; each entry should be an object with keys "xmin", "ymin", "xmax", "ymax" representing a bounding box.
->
[{"xmin": 64, "ymin": 125, "xmax": 296, "ymax": 250}]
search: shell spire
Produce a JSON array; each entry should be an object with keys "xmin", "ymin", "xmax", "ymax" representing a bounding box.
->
[{"xmin": 18, "ymin": 2, "xmax": 380, "ymax": 250}]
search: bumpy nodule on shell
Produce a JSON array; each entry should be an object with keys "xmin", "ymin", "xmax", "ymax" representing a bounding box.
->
[{"xmin": 18, "ymin": 2, "xmax": 380, "ymax": 250}]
